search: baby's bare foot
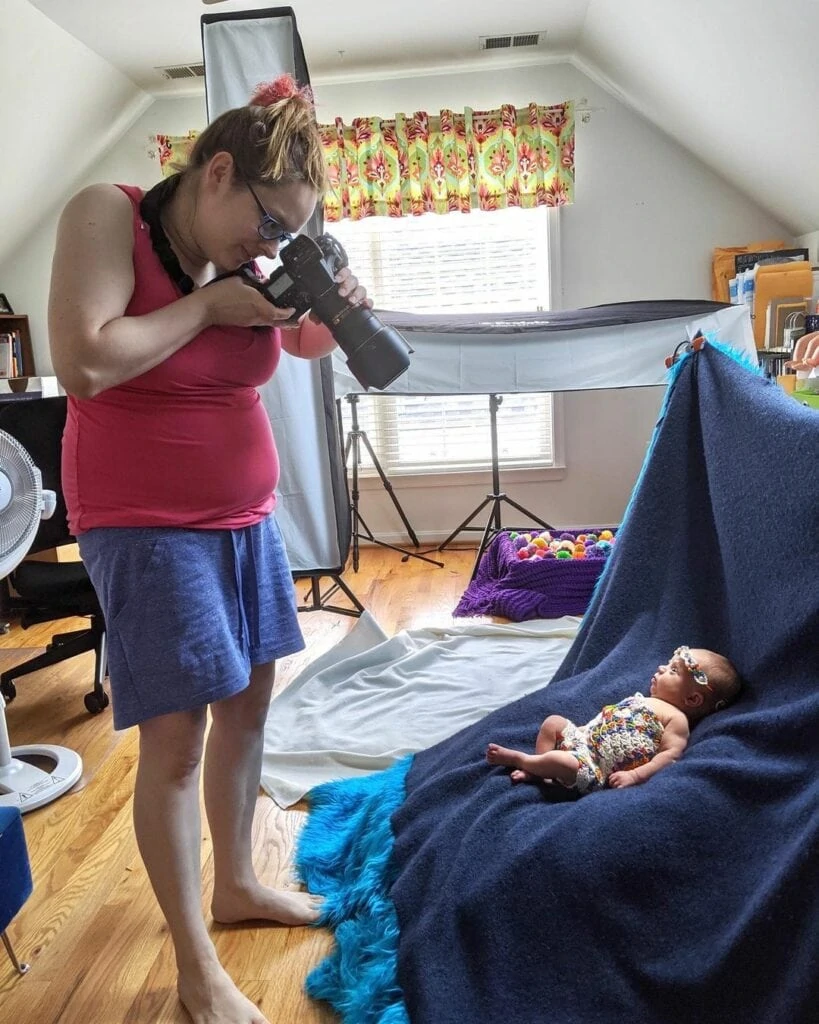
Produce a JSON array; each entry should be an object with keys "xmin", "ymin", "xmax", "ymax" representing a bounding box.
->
[
  {"xmin": 211, "ymin": 883, "xmax": 321, "ymax": 926},
  {"xmin": 178, "ymin": 959, "xmax": 268, "ymax": 1024},
  {"xmin": 510, "ymin": 769, "xmax": 535, "ymax": 784},
  {"xmin": 486, "ymin": 743, "xmax": 521, "ymax": 768}
]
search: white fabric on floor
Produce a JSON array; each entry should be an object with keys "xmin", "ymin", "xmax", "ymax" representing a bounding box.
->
[{"xmin": 261, "ymin": 612, "xmax": 580, "ymax": 807}]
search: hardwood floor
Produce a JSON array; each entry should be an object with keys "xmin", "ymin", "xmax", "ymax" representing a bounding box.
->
[{"xmin": 0, "ymin": 546, "xmax": 480, "ymax": 1023}]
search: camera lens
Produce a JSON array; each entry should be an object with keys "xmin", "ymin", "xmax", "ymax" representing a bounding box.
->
[
  {"xmin": 331, "ymin": 306, "xmax": 411, "ymax": 390},
  {"xmin": 280, "ymin": 233, "xmax": 411, "ymax": 390}
]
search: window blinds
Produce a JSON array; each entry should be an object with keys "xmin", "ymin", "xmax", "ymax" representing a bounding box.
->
[{"xmin": 331, "ymin": 207, "xmax": 555, "ymax": 475}]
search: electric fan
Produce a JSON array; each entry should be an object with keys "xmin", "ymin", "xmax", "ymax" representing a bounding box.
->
[{"xmin": 0, "ymin": 428, "xmax": 83, "ymax": 812}]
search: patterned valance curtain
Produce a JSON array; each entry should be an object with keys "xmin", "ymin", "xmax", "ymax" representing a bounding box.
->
[
  {"xmin": 154, "ymin": 132, "xmax": 198, "ymax": 174},
  {"xmin": 321, "ymin": 101, "xmax": 574, "ymax": 222},
  {"xmin": 153, "ymin": 100, "xmax": 575, "ymax": 222}
]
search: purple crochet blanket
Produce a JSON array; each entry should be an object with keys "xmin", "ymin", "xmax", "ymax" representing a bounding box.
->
[{"xmin": 454, "ymin": 529, "xmax": 615, "ymax": 620}]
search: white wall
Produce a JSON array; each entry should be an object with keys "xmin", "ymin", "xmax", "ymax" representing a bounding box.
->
[
  {"xmin": 313, "ymin": 64, "xmax": 789, "ymax": 537},
  {"xmin": 1, "ymin": 60, "xmax": 789, "ymax": 537},
  {"xmin": 0, "ymin": 94, "xmax": 204, "ymax": 362},
  {"xmin": 0, "ymin": 0, "xmax": 151, "ymax": 329}
]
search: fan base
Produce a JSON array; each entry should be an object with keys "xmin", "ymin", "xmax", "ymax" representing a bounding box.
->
[{"xmin": 0, "ymin": 745, "xmax": 83, "ymax": 812}]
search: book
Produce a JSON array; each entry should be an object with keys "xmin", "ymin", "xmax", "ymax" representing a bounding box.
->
[{"xmin": 0, "ymin": 334, "xmax": 13, "ymax": 377}]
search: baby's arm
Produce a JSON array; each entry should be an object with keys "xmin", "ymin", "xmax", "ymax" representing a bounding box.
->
[{"xmin": 608, "ymin": 710, "xmax": 689, "ymax": 788}]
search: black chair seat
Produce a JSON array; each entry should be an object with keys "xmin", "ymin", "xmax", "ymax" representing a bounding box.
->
[{"xmin": 13, "ymin": 559, "xmax": 99, "ymax": 607}]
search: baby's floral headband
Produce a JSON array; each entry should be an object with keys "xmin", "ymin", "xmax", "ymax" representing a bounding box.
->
[{"xmin": 673, "ymin": 646, "xmax": 711, "ymax": 690}]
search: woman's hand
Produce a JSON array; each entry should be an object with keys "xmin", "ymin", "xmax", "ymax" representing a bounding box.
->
[
  {"xmin": 336, "ymin": 266, "xmax": 372, "ymax": 308},
  {"xmin": 303, "ymin": 266, "xmax": 373, "ymax": 326},
  {"xmin": 202, "ymin": 275, "xmax": 295, "ymax": 328},
  {"xmin": 787, "ymin": 331, "xmax": 819, "ymax": 370}
]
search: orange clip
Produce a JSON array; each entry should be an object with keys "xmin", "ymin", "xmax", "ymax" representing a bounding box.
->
[{"xmin": 665, "ymin": 332, "xmax": 706, "ymax": 368}]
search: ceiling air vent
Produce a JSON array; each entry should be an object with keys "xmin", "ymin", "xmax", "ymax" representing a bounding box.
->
[
  {"xmin": 480, "ymin": 31, "xmax": 544, "ymax": 51},
  {"xmin": 156, "ymin": 63, "xmax": 206, "ymax": 80}
]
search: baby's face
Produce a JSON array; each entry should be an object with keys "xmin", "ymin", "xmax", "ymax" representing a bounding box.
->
[{"xmin": 650, "ymin": 654, "xmax": 701, "ymax": 710}]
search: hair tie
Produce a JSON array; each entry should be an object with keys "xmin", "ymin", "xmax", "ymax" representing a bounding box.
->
[{"xmin": 250, "ymin": 73, "xmax": 314, "ymax": 109}]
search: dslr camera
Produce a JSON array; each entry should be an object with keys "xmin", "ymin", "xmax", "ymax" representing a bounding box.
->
[{"xmin": 259, "ymin": 234, "xmax": 412, "ymax": 391}]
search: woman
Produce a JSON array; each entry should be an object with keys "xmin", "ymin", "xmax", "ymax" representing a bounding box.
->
[{"xmin": 48, "ymin": 75, "xmax": 367, "ymax": 1024}]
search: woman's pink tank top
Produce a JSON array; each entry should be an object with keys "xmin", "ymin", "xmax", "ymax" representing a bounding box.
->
[{"xmin": 63, "ymin": 185, "xmax": 281, "ymax": 534}]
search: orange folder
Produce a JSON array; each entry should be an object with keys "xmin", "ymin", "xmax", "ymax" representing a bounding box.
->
[{"xmin": 752, "ymin": 261, "xmax": 813, "ymax": 349}]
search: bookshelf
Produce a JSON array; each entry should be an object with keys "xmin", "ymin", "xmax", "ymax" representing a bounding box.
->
[{"xmin": 0, "ymin": 313, "xmax": 36, "ymax": 379}]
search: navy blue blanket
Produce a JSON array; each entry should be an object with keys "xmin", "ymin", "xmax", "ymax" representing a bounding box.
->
[{"xmin": 298, "ymin": 343, "xmax": 819, "ymax": 1024}]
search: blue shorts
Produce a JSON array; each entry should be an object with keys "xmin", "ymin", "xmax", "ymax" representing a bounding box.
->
[{"xmin": 78, "ymin": 515, "xmax": 305, "ymax": 730}]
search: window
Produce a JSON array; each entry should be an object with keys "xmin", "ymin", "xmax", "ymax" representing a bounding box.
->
[{"xmin": 331, "ymin": 206, "xmax": 557, "ymax": 476}]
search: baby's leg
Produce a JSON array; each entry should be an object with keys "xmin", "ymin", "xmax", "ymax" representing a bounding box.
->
[
  {"xmin": 486, "ymin": 743, "xmax": 537, "ymax": 783},
  {"xmin": 487, "ymin": 715, "xmax": 571, "ymax": 783},
  {"xmin": 535, "ymin": 715, "xmax": 570, "ymax": 754},
  {"xmin": 511, "ymin": 715, "xmax": 570, "ymax": 782},
  {"xmin": 486, "ymin": 744, "xmax": 580, "ymax": 787}
]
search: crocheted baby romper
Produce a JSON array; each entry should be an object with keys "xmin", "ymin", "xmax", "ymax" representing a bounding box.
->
[{"xmin": 557, "ymin": 693, "xmax": 665, "ymax": 794}]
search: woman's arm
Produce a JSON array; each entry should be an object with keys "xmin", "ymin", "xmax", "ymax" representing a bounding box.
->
[
  {"xmin": 49, "ymin": 184, "xmax": 287, "ymax": 398},
  {"xmin": 281, "ymin": 314, "xmax": 337, "ymax": 359}
]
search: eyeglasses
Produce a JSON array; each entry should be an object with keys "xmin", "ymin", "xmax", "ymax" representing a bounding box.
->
[{"xmin": 246, "ymin": 182, "xmax": 293, "ymax": 245}]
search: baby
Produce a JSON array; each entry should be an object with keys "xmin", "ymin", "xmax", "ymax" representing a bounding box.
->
[{"xmin": 486, "ymin": 646, "xmax": 741, "ymax": 794}]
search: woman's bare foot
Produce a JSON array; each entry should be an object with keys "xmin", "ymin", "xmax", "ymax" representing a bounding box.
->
[
  {"xmin": 211, "ymin": 882, "xmax": 321, "ymax": 926},
  {"xmin": 178, "ymin": 958, "xmax": 269, "ymax": 1024}
]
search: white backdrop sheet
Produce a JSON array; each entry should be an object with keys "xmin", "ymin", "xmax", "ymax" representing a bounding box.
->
[
  {"xmin": 261, "ymin": 612, "xmax": 580, "ymax": 807},
  {"xmin": 333, "ymin": 303, "xmax": 755, "ymax": 395}
]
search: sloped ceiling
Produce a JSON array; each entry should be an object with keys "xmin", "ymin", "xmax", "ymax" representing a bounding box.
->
[
  {"xmin": 0, "ymin": 0, "xmax": 151, "ymax": 267},
  {"xmin": 9, "ymin": 0, "xmax": 819, "ymax": 241},
  {"xmin": 579, "ymin": 0, "xmax": 819, "ymax": 236},
  {"xmin": 28, "ymin": 0, "xmax": 589, "ymax": 88}
]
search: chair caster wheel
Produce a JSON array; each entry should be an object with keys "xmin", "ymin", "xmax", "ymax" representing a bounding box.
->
[
  {"xmin": 84, "ymin": 689, "xmax": 110, "ymax": 715},
  {"xmin": 1, "ymin": 680, "xmax": 16, "ymax": 702}
]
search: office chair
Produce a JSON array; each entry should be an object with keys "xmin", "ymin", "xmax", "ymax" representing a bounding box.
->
[{"xmin": 0, "ymin": 397, "xmax": 109, "ymax": 715}]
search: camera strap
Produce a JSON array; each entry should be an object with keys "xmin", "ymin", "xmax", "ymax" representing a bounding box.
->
[{"xmin": 139, "ymin": 175, "xmax": 196, "ymax": 296}]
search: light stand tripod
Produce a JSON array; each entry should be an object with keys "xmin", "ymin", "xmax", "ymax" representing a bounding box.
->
[
  {"xmin": 342, "ymin": 394, "xmax": 444, "ymax": 573},
  {"xmin": 296, "ymin": 573, "xmax": 365, "ymax": 617},
  {"xmin": 437, "ymin": 393, "xmax": 553, "ymax": 580}
]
